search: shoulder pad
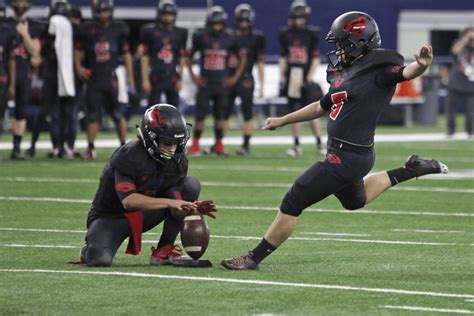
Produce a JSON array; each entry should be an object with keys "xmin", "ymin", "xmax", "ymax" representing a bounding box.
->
[
  {"xmin": 368, "ymin": 49, "xmax": 404, "ymax": 67},
  {"xmin": 110, "ymin": 140, "xmax": 155, "ymax": 178}
]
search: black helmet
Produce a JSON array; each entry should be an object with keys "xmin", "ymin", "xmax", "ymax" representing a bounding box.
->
[
  {"xmin": 234, "ymin": 3, "xmax": 254, "ymax": 26},
  {"xmin": 10, "ymin": 0, "xmax": 31, "ymax": 17},
  {"xmin": 0, "ymin": 0, "xmax": 6, "ymax": 20},
  {"xmin": 206, "ymin": 6, "xmax": 227, "ymax": 26},
  {"xmin": 92, "ymin": 0, "xmax": 113, "ymax": 13},
  {"xmin": 137, "ymin": 104, "xmax": 190, "ymax": 163},
  {"xmin": 49, "ymin": 0, "xmax": 71, "ymax": 17},
  {"xmin": 70, "ymin": 5, "xmax": 83, "ymax": 23},
  {"xmin": 325, "ymin": 11, "xmax": 381, "ymax": 68},
  {"xmin": 288, "ymin": 1, "xmax": 311, "ymax": 20},
  {"xmin": 157, "ymin": 0, "xmax": 177, "ymax": 16}
]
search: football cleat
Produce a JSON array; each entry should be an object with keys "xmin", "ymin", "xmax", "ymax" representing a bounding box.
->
[
  {"xmin": 187, "ymin": 143, "xmax": 202, "ymax": 156},
  {"xmin": 10, "ymin": 149, "xmax": 26, "ymax": 160},
  {"xmin": 150, "ymin": 244, "xmax": 184, "ymax": 265},
  {"xmin": 404, "ymin": 155, "xmax": 449, "ymax": 177},
  {"xmin": 286, "ymin": 145, "xmax": 303, "ymax": 157},
  {"xmin": 82, "ymin": 148, "xmax": 97, "ymax": 160},
  {"xmin": 221, "ymin": 252, "xmax": 259, "ymax": 270},
  {"xmin": 236, "ymin": 146, "xmax": 249, "ymax": 156},
  {"xmin": 25, "ymin": 147, "xmax": 36, "ymax": 158}
]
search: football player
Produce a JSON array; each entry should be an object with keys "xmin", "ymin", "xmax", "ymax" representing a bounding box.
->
[
  {"xmin": 0, "ymin": 0, "xmax": 16, "ymax": 139},
  {"xmin": 74, "ymin": 0, "xmax": 135, "ymax": 160},
  {"xmin": 139, "ymin": 0, "xmax": 188, "ymax": 108},
  {"xmin": 187, "ymin": 6, "xmax": 247, "ymax": 156},
  {"xmin": 75, "ymin": 104, "xmax": 217, "ymax": 267},
  {"xmin": 27, "ymin": 0, "xmax": 78, "ymax": 159},
  {"xmin": 7, "ymin": 0, "xmax": 42, "ymax": 160},
  {"xmin": 226, "ymin": 4, "xmax": 266, "ymax": 155},
  {"xmin": 279, "ymin": 1, "xmax": 323, "ymax": 156},
  {"xmin": 222, "ymin": 11, "xmax": 449, "ymax": 270}
]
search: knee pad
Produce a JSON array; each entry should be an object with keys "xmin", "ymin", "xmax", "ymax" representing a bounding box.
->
[
  {"xmin": 340, "ymin": 198, "xmax": 365, "ymax": 211},
  {"xmin": 182, "ymin": 176, "xmax": 201, "ymax": 201},
  {"xmin": 84, "ymin": 246, "xmax": 114, "ymax": 267}
]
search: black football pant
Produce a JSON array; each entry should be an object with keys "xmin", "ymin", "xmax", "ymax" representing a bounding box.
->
[
  {"xmin": 0, "ymin": 81, "xmax": 6, "ymax": 133},
  {"xmin": 13, "ymin": 71, "xmax": 31, "ymax": 120},
  {"xmin": 227, "ymin": 75, "xmax": 255, "ymax": 121},
  {"xmin": 148, "ymin": 81, "xmax": 179, "ymax": 108},
  {"xmin": 84, "ymin": 176, "xmax": 201, "ymax": 267},
  {"xmin": 280, "ymin": 139, "xmax": 375, "ymax": 216}
]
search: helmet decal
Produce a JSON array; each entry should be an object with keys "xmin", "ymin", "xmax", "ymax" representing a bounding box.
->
[{"xmin": 343, "ymin": 17, "xmax": 366, "ymax": 35}]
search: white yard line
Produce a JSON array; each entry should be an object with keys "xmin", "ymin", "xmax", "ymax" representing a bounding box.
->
[
  {"xmin": 1, "ymin": 196, "xmax": 473, "ymax": 217},
  {"xmin": 1, "ymin": 176, "xmax": 473, "ymax": 193},
  {"xmin": 392, "ymin": 229, "xmax": 465, "ymax": 234},
  {"xmin": 380, "ymin": 305, "xmax": 474, "ymax": 314},
  {"xmin": 300, "ymin": 232, "xmax": 371, "ymax": 237},
  {"xmin": 0, "ymin": 269, "xmax": 473, "ymax": 299}
]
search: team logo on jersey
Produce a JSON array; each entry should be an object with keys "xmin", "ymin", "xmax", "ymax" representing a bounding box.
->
[
  {"xmin": 95, "ymin": 41, "xmax": 111, "ymax": 62},
  {"xmin": 204, "ymin": 49, "xmax": 226, "ymax": 70},
  {"xmin": 289, "ymin": 46, "xmax": 308, "ymax": 64},
  {"xmin": 330, "ymin": 91, "xmax": 348, "ymax": 120},
  {"xmin": 343, "ymin": 17, "xmax": 366, "ymax": 35},
  {"xmin": 158, "ymin": 45, "xmax": 173, "ymax": 64},
  {"xmin": 13, "ymin": 45, "xmax": 27, "ymax": 59}
]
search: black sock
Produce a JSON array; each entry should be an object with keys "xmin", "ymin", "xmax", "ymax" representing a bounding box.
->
[
  {"xmin": 120, "ymin": 141, "xmax": 125, "ymax": 146},
  {"xmin": 243, "ymin": 135, "xmax": 251, "ymax": 149},
  {"xmin": 13, "ymin": 135, "xmax": 22, "ymax": 151},
  {"xmin": 214, "ymin": 128, "xmax": 224, "ymax": 139},
  {"xmin": 387, "ymin": 167, "xmax": 416, "ymax": 186},
  {"xmin": 316, "ymin": 136, "xmax": 321, "ymax": 146},
  {"xmin": 88, "ymin": 142, "xmax": 95, "ymax": 150},
  {"xmin": 194, "ymin": 130, "xmax": 202, "ymax": 139},
  {"xmin": 157, "ymin": 217, "xmax": 180, "ymax": 249},
  {"xmin": 251, "ymin": 238, "xmax": 277, "ymax": 264},
  {"xmin": 294, "ymin": 137, "xmax": 300, "ymax": 146}
]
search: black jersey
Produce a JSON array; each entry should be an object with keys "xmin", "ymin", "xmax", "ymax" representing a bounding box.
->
[
  {"xmin": 75, "ymin": 20, "xmax": 130, "ymax": 81},
  {"xmin": 228, "ymin": 29, "xmax": 266, "ymax": 77},
  {"xmin": 191, "ymin": 29, "xmax": 243, "ymax": 84},
  {"xmin": 139, "ymin": 23, "xmax": 187, "ymax": 78},
  {"xmin": 0, "ymin": 24, "xmax": 16, "ymax": 77},
  {"xmin": 320, "ymin": 49, "xmax": 407, "ymax": 147},
  {"xmin": 279, "ymin": 25, "xmax": 320, "ymax": 78},
  {"xmin": 6, "ymin": 18, "xmax": 45, "ymax": 78},
  {"xmin": 90, "ymin": 139, "xmax": 188, "ymax": 217}
]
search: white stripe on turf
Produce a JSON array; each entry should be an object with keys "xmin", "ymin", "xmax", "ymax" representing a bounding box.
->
[
  {"xmin": 0, "ymin": 269, "xmax": 473, "ymax": 299},
  {"xmin": 1, "ymin": 177, "xmax": 473, "ymax": 193},
  {"xmin": 300, "ymin": 232, "xmax": 371, "ymax": 237},
  {"xmin": 392, "ymin": 229, "xmax": 464, "ymax": 234},
  {"xmin": 379, "ymin": 305, "xmax": 474, "ymax": 314},
  {"xmin": 1, "ymin": 196, "xmax": 473, "ymax": 217}
]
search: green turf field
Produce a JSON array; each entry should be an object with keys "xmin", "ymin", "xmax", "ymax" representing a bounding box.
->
[{"xmin": 0, "ymin": 133, "xmax": 473, "ymax": 315}]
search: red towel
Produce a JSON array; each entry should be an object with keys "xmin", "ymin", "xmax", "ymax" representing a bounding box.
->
[{"xmin": 124, "ymin": 211, "xmax": 143, "ymax": 255}]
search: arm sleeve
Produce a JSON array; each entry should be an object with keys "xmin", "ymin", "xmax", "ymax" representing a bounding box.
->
[
  {"xmin": 74, "ymin": 24, "xmax": 83, "ymax": 50},
  {"xmin": 115, "ymin": 170, "xmax": 137, "ymax": 201},
  {"xmin": 319, "ymin": 92, "xmax": 333, "ymax": 111},
  {"xmin": 190, "ymin": 32, "xmax": 201, "ymax": 57},
  {"xmin": 178, "ymin": 29, "xmax": 188, "ymax": 57},
  {"xmin": 375, "ymin": 65, "xmax": 407, "ymax": 87},
  {"xmin": 310, "ymin": 29, "xmax": 320, "ymax": 58},
  {"xmin": 278, "ymin": 29, "xmax": 288, "ymax": 57}
]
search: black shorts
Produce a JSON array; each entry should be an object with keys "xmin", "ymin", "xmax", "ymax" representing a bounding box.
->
[
  {"xmin": 13, "ymin": 72, "xmax": 32, "ymax": 120},
  {"xmin": 227, "ymin": 75, "xmax": 254, "ymax": 121},
  {"xmin": 86, "ymin": 76, "xmax": 123, "ymax": 123},
  {"xmin": 195, "ymin": 83, "xmax": 228, "ymax": 121},
  {"xmin": 280, "ymin": 138, "xmax": 375, "ymax": 216}
]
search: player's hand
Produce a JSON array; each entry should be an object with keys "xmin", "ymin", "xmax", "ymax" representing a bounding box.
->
[
  {"xmin": 142, "ymin": 79, "xmax": 151, "ymax": 94},
  {"xmin": 174, "ymin": 79, "xmax": 182, "ymax": 92},
  {"xmin": 224, "ymin": 76, "xmax": 238, "ymax": 88},
  {"xmin": 193, "ymin": 76, "xmax": 207, "ymax": 88},
  {"xmin": 262, "ymin": 117, "xmax": 285, "ymax": 131},
  {"xmin": 194, "ymin": 200, "xmax": 217, "ymax": 219},
  {"xmin": 16, "ymin": 20, "xmax": 29, "ymax": 37},
  {"xmin": 414, "ymin": 45, "xmax": 433, "ymax": 69},
  {"xmin": 168, "ymin": 199, "xmax": 197, "ymax": 212},
  {"xmin": 77, "ymin": 67, "xmax": 91, "ymax": 81}
]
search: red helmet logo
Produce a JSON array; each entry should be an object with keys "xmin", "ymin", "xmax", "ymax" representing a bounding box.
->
[
  {"xmin": 148, "ymin": 108, "xmax": 166, "ymax": 128},
  {"xmin": 343, "ymin": 17, "xmax": 366, "ymax": 35}
]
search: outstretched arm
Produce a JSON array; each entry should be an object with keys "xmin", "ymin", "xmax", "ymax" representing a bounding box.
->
[
  {"xmin": 402, "ymin": 45, "xmax": 433, "ymax": 80},
  {"xmin": 263, "ymin": 100, "xmax": 325, "ymax": 130}
]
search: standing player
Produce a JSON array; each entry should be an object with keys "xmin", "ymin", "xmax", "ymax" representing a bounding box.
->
[
  {"xmin": 187, "ymin": 6, "xmax": 247, "ymax": 156},
  {"xmin": 139, "ymin": 0, "xmax": 188, "ymax": 108},
  {"xmin": 279, "ymin": 1, "xmax": 323, "ymax": 157},
  {"xmin": 76, "ymin": 104, "xmax": 217, "ymax": 267},
  {"xmin": 7, "ymin": 0, "xmax": 42, "ymax": 160},
  {"xmin": 222, "ymin": 11, "xmax": 448, "ymax": 270},
  {"xmin": 226, "ymin": 4, "xmax": 265, "ymax": 155},
  {"xmin": 75, "ymin": 0, "xmax": 134, "ymax": 160},
  {"xmin": 0, "ymin": 0, "xmax": 16, "ymax": 139}
]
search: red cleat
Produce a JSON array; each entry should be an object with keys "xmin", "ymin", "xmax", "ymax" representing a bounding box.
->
[
  {"xmin": 187, "ymin": 140, "xmax": 201, "ymax": 156},
  {"xmin": 150, "ymin": 244, "xmax": 184, "ymax": 265}
]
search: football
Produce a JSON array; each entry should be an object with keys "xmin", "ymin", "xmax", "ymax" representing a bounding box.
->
[{"xmin": 180, "ymin": 211, "xmax": 210, "ymax": 260}]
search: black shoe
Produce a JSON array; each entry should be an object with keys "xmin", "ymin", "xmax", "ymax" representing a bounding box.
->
[
  {"xmin": 11, "ymin": 150, "xmax": 26, "ymax": 160},
  {"xmin": 236, "ymin": 146, "xmax": 249, "ymax": 156},
  {"xmin": 221, "ymin": 252, "xmax": 259, "ymax": 270},
  {"xmin": 25, "ymin": 147, "xmax": 36, "ymax": 158},
  {"xmin": 404, "ymin": 155, "xmax": 449, "ymax": 177}
]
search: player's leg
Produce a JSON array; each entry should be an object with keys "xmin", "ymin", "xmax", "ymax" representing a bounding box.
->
[
  {"xmin": 62, "ymin": 96, "xmax": 79, "ymax": 158},
  {"xmin": 82, "ymin": 85, "xmax": 101, "ymax": 160},
  {"xmin": 308, "ymin": 118, "xmax": 324, "ymax": 154},
  {"xmin": 164, "ymin": 86, "xmax": 180, "ymax": 108},
  {"xmin": 109, "ymin": 78, "xmax": 127, "ymax": 146},
  {"xmin": 11, "ymin": 78, "xmax": 31, "ymax": 160},
  {"xmin": 188, "ymin": 87, "xmax": 210, "ymax": 155},
  {"xmin": 463, "ymin": 94, "xmax": 474, "ymax": 137},
  {"xmin": 212, "ymin": 87, "xmax": 229, "ymax": 155},
  {"xmin": 287, "ymin": 98, "xmax": 303, "ymax": 157},
  {"xmin": 83, "ymin": 217, "xmax": 130, "ymax": 267},
  {"xmin": 237, "ymin": 77, "xmax": 255, "ymax": 155},
  {"xmin": 445, "ymin": 90, "xmax": 458, "ymax": 136}
]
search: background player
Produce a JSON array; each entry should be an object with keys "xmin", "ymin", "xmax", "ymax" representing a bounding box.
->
[{"xmin": 222, "ymin": 11, "xmax": 449, "ymax": 270}]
